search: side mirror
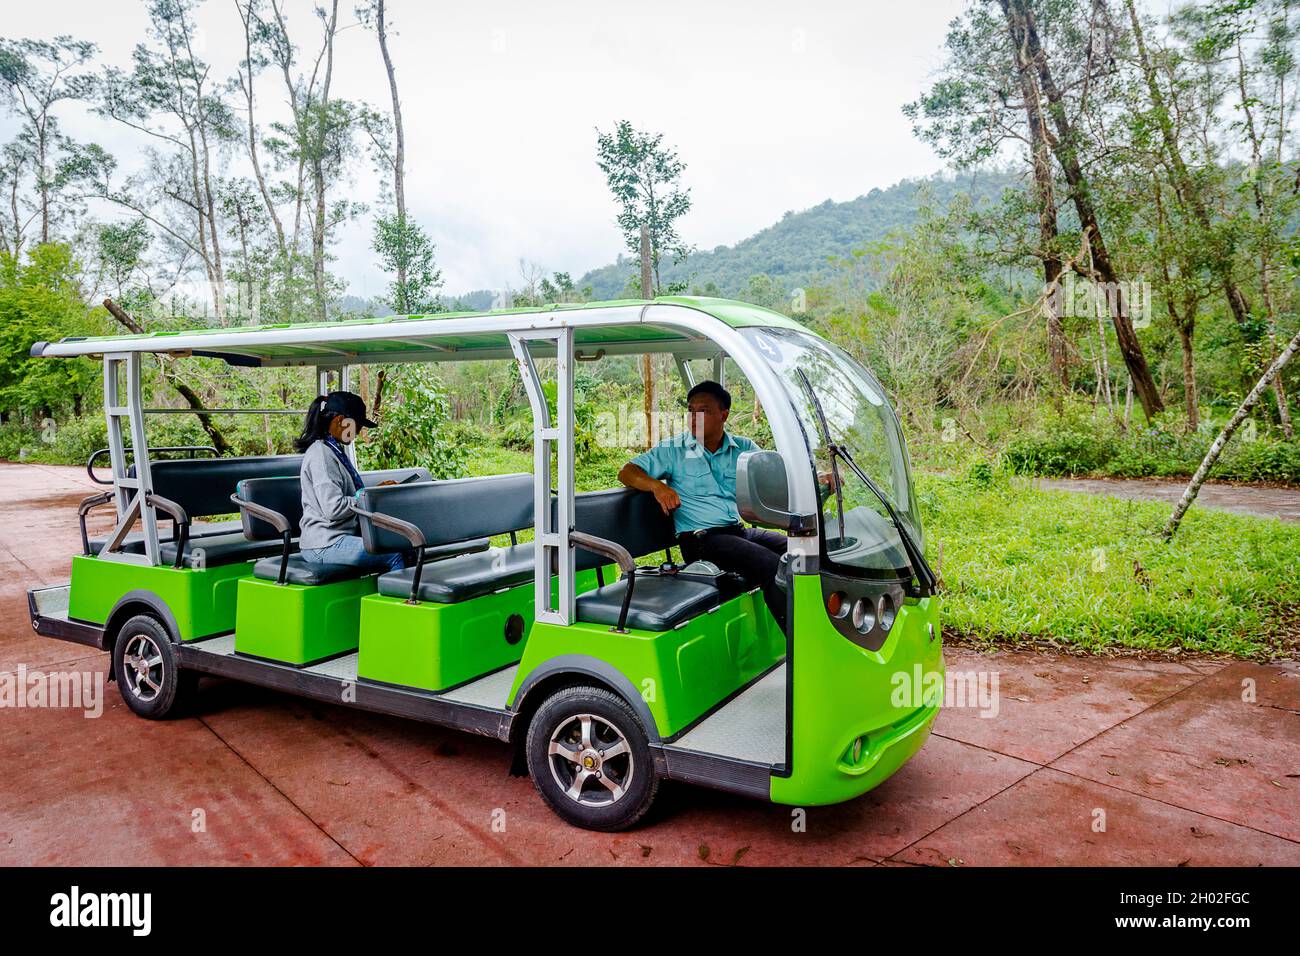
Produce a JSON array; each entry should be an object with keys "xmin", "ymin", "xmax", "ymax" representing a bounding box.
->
[{"xmin": 737, "ymin": 450, "xmax": 811, "ymax": 531}]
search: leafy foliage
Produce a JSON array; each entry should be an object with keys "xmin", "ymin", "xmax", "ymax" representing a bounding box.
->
[
  {"xmin": 357, "ymin": 364, "xmax": 465, "ymax": 478},
  {"xmin": 372, "ymin": 213, "xmax": 442, "ymax": 313}
]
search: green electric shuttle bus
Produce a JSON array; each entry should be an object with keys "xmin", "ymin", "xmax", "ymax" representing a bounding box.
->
[{"xmin": 26, "ymin": 296, "xmax": 943, "ymax": 831}]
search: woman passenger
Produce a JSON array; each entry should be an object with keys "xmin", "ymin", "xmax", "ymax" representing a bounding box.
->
[{"xmin": 294, "ymin": 391, "xmax": 407, "ymax": 573}]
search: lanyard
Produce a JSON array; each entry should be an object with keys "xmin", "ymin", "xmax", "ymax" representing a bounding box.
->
[{"xmin": 323, "ymin": 436, "xmax": 365, "ymax": 493}]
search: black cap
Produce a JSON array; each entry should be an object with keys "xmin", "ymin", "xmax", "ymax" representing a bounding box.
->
[{"xmin": 323, "ymin": 391, "xmax": 377, "ymax": 429}]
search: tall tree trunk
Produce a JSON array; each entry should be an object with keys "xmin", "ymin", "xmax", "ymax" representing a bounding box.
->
[
  {"xmin": 1010, "ymin": 0, "xmax": 1164, "ymax": 418},
  {"xmin": 376, "ymin": 0, "xmax": 408, "ymax": 310},
  {"xmin": 1001, "ymin": 0, "xmax": 1068, "ymax": 388},
  {"xmin": 1164, "ymin": 325, "xmax": 1300, "ymax": 541},
  {"xmin": 1176, "ymin": 320, "xmax": 1198, "ymax": 431},
  {"xmin": 1153, "ymin": 180, "xmax": 1199, "ymax": 431},
  {"xmin": 237, "ymin": 0, "xmax": 287, "ymax": 259},
  {"xmin": 1124, "ymin": 0, "xmax": 1254, "ymax": 331},
  {"xmin": 312, "ymin": 1, "xmax": 340, "ymax": 324}
]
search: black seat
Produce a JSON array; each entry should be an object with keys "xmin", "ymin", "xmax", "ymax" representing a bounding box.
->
[
  {"xmin": 569, "ymin": 488, "xmax": 722, "ymax": 631},
  {"xmin": 252, "ymin": 554, "xmax": 366, "ymax": 586},
  {"xmin": 88, "ymin": 517, "xmax": 243, "ymax": 554},
  {"xmin": 84, "ymin": 455, "xmax": 305, "ymax": 559},
  {"xmin": 357, "ymin": 479, "xmax": 725, "ymax": 631},
  {"xmin": 356, "ymin": 474, "xmax": 536, "ymax": 603},
  {"xmin": 576, "ymin": 575, "xmax": 719, "ymax": 631},
  {"xmin": 252, "ymin": 537, "xmax": 492, "ymax": 587},
  {"xmin": 234, "ymin": 467, "xmax": 441, "ymax": 582},
  {"xmin": 377, "ymin": 543, "xmax": 535, "ymax": 603},
  {"xmin": 162, "ymin": 531, "xmax": 289, "ymax": 568}
]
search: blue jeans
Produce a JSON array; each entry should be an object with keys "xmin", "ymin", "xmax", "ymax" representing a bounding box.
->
[{"xmin": 300, "ymin": 535, "xmax": 406, "ymax": 573}]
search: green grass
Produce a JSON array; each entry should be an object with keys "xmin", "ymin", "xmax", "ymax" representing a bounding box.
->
[
  {"xmin": 471, "ymin": 442, "xmax": 1299, "ymax": 659},
  {"xmin": 920, "ymin": 473, "xmax": 1300, "ymax": 659}
]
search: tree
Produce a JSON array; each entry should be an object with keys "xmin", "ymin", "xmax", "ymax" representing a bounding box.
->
[
  {"xmin": 0, "ymin": 244, "xmax": 100, "ymax": 419},
  {"xmin": 909, "ymin": 0, "xmax": 1165, "ymax": 418},
  {"xmin": 359, "ymin": 0, "xmax": 442, "ymax": 316},
  {"xmin": 372, "ymin": 214, "xmax": 441, "ymax": 313},
  {"xmin": 1164, "ymin": 322, "xmax": 1300, "ymax": 539},
  {"xmin": 1011, "ymin": 0, "xmax": 1164, "ymax": 418},
  {"xmin": 596, "ymin": 121, "xmax": 692, "ymax": 448},
  {"xmin": 595, "ymin": 120, "xmax": 692, "ymax": 296},
  {"xmin": 0, "ymin": 35, "xmax": 99, "ymax": 253},
  {"xmin": 260, "ymin": 0, "xmax": 367, "ymax": 322},
  {"xmin": 96, "ymin": 0, "xmax": 237, "ymax": 325},
  {"xmin": 233, "ymin": 0, "xmax": 288, "ymax": 260},
  {"xmin": 905, "ymin": 1, "xmax": 1071, "ymax": 387}
]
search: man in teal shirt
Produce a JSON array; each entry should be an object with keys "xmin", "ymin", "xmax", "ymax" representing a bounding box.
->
[{"xmin": 618, "ymin": 380, "xmax": 789, "ymax": 628}]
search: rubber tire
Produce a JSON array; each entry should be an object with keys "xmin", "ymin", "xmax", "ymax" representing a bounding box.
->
[
  {"xmin": 526, "ymin": 685, "xmax": 659, "ymax": 832},
  {"xmin": 111, "ymin": 613, "xmax": 194, "ymax": 720}
]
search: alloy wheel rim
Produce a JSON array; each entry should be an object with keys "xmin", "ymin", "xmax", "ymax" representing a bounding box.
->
[
  {"xmin": 547, "ymin": 712, "xmax": 635, "ymax": 807},
  {"xmin": 121, "ymin": 633, "xmax": 164, "ymax": 703}
]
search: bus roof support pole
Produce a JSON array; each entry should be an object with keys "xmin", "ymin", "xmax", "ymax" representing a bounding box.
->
[
  {"xmin": 509, "ymin": 327, "xmax": 575, "ymax": 626},
  {"xmin": 674, "ymin": 355, "xmax": 697, "ymax": 391},
  {"xmin": 103, "ymin": 355, "xmax": 130, "ymax": 520},
  {"xmin": 712, "ymin": 353, "xmax": 725, "ymax": 387},
  {"xmin": 98, "ymin": 352, "xmax": 160, "ymax": 565},
  {"xmin": 126, "ymin": 352, "xmax": 162, "ymax": 564}
]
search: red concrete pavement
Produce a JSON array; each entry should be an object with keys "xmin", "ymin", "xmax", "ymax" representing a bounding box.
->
[{"xmin": 1, "ymin": 462, "xmax": 1296, "ymax": 866}]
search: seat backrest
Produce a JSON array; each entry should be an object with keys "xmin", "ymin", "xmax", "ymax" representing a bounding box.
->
[
  {"xmin": 144, "ymin": 455, "xmax": 304, "ymax": 521},
  {"xmin": 356, "ymin": 473, "xmax": 534, "ymax": 552},
  {"xmin": 238, "ymin": 467, "xmax": 434, "ymax": 540},
  {"xmin": 570, "ymin": 488, "xmax": 676, "ymax": 570}
]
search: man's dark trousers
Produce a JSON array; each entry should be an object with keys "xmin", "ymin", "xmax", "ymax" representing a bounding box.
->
[{"xmin": 679, "ymin": 526, "xmax": 788, "ymax": 629}]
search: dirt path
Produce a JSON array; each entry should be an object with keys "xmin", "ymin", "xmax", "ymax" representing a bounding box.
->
[{"xmin": 1037, "ymin": 477, "xmax": 1300, "ymax": 523}]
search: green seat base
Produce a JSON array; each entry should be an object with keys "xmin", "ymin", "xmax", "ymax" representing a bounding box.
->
[
  {"xmin": 358, "ymin": 584, "xmax": 533, "ymax": 692},
  {"xmin": 511, "ymin": 589, "xmax": 786, "ymax": 737},
  {"xmin": 357, "ymin": 566, "xmax": 610, "ymax": 692},
  {"xmin": 67, "ymin": 555, "xmax": 252, "ymax": 640},
  {"xmin": 235, "ymin": 574, "xmax": 377, "ymax": 666}
]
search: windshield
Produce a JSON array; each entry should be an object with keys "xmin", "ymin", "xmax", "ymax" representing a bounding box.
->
[{"xmin": 741, "ymin": 326, "xmax": 923, "ymax": 576}]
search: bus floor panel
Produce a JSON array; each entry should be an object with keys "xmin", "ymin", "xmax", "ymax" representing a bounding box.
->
[
  {"xmin": 440, "ymin": 664, "xmax": 518, "ymax": 709},
  {"xmin": 670, "ymin": 663, "xmax": 785, "ymax": 766}
]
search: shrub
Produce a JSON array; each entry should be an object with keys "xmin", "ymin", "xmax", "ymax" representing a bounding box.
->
[
  {"xmin": 1004, "ymin": 429, "xmax": 1116, "ymax": 476},
  {"xmin": 357, "ymin": 365, "xmax": 467, "ymax": 478}
]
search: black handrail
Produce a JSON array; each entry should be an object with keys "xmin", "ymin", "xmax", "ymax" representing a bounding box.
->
[
  {"xmin": 569, "ymin": 531, "xmax": 638, "ymax": 632},
  {"xmin": 86, "ymin": 445, "xmax": 219, "ymax": 485},
  {"xmin": 229, "ymin": 493, "xmax": 293, "ymax": 585},
  {"xmin": 77, "ymin": 491, "xmax": 114, "ymax": 556},
  {"xmin": 349, "ymin": 500, "xmax": 428, "ymax": 603}
]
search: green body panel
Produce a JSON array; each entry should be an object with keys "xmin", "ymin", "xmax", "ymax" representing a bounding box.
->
[
  {"xmin": 769, "ymin": 575, "xmax": 944, "ymax": 806},
  {"xmin": 357, "ymin": 567, "xmax": 606, "ymax": 692},
  {"xmin": 359, "ymin": 587, "xmax": 530, "ymax": 691},
  {"xmin": 68, "ymin": 555, "xmax": 251, "ymax": 640},
  {"xmin": 510, "ymin": 589, "xmax": 785, "ymax": 737},
  {"xmin": 235, "ymin": 574, "xmax": 377, "ymax": 665}
]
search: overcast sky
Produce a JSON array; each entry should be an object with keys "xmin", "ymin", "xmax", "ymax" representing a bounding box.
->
[{"xmin": 4, "ymin": 0, "xmax": 973, "ymax": 298}]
